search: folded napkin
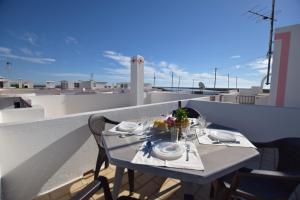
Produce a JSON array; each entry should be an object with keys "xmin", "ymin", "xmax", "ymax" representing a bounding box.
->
[
  {"xmin": 197, "ymin": 128, "xmax": 256, "ymax": 148},
  {"xmin": 131, "ymin": 141, "xmax": 204, "ymax": 171},
  {"xmin": 107, "ymin": 121, "xmax": 144, "ymax": 135}
]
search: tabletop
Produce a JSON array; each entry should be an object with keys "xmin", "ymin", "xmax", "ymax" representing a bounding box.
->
[{"xmin": 102, "ymin": 122, "xmax": 259, "ymax": 185}]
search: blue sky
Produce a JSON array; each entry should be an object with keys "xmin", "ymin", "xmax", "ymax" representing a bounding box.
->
[{"xmin": 0, "ymin": 0, "xmax": 299, "ymax": 88}]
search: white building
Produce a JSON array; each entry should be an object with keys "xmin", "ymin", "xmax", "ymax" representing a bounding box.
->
[
  {"xmin": 80, "ymin": 80, "xmax": 96, "ymax": 90},
  {"xmin": 61, "ymin": 80, "xmax": 74, "ymax": 90},
  {"xmin": 45, "ymin": 81, "xmax": 56, "ymax": 89},
  {"xmin": 95, "ymin": 81, "xmax": 107, "ymax": 89},
  {"xmin": 0, "ymin": 76, "xmax": 10, "ymax": 88}
]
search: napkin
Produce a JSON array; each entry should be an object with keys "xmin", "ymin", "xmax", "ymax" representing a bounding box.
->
[
  {"xmin": 107, "ymin": 121, "xmax": 144, "ymax": 135},
  {"xmin": 131, "ymin": 141, "xmax": 204, "ymax": 171},
  {"xmin": 197, "ymin": 128, "xmax": 256, "ymax": 148}
]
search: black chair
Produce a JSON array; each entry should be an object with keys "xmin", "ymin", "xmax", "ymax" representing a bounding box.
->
[
  {"xmin": 172, "ymin": 107, "xmax": 201, "ymax": 118},
  {"xmin": 70, "ymin": 176, "xmax": 137, "ymax": 200},
  {"xmin": 88, "ymin": 114, "xmax": 135, "ymax": 193},
  {"xmin": 213, "ymin": 138, "xmax": 300, "ymax": 200}
]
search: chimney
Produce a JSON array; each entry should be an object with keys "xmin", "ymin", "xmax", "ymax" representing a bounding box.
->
[
  {"xmin": 269, "ymin": 24, "xmax": 300, "ymax": 108},
  {"xmin": 131, "ymin": 55, "xmax": 144, "ymax": 105}
]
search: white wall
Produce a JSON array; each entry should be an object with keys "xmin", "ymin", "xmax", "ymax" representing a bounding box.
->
[
  {"xmin": 29, "ymin": 93, "xmax": 132, "ymax": 117},
  {"xmin": 0, "ymin": 98, "xmax": 299, "ymax": 200},
  {"xmin": 0, "ymin": 100, "xmax": 188, "ymax": 200},
  {"xmin": 28, "ymin": 92, "xmax": 202, "ymax": 118},
  {"xmin": 0, "ymin": 106, "xmax": 45, "ymax": 123},
  {"xmin": 149, "ymin": 92, "xmax": 203, "ymax": 104},
  {"xmin": 187, "ymin": 99, "xmax": 300, "ymax": 142}
]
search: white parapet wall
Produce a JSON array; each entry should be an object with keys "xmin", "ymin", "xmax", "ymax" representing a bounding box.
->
[
  {"xmin": 149, "ymin": 92, "xmax": 203, "ymax": 104},
  {"xmin": 0, "ymin": 100, "xmax": 188, "ymax": 200},
  {"xmin": 0, "ymin": 106, "xmax": 45, "ymax": 123},
  {"xmin": 27, "ymin": 92, "xmax": 203, "ymax": 118},
  {"xmin": 0, "ymin": 98, "xmax": 300, "ymax": 199},
  {"xmin": 187, "ymin": 99, "xmax": 300, "ymax": 142},
  {"xmin": 28, "ymin": 93, "xmax": 132, "ymax": 117}
]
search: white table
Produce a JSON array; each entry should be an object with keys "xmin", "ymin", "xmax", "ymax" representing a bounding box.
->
[{"xmin": 102, "ymin": 123, "xmax": 259, "ymax": 200}]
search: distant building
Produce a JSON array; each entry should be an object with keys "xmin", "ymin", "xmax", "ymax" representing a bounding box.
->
[
  {"xmin": 8, "ymin": 79, "xmax": 34, "ymax": 89},
  {"xmin": 61, "ymin": 80, "xmax": 74, "ymax": 90},
  {"xmin": 116, "ymin": 82, "xmax": 130, "ymax": 89},
  {"xmin": 80, "ymin": 80, "xmax": 96, "ymax": 90},
  {"xmin": 95, "ymin": 82, "xmax": 107, "ymax": 89},
  {"xmin": 45, "ymin": 81, "xmax": 56, "ymax": 89},
  {"xmin": 22, "ymin": 80, "xmax": 34, "ymax": 88},
  {"xmin": 0, "ymin": 76, "xmax": 10, "ymax": 88}
]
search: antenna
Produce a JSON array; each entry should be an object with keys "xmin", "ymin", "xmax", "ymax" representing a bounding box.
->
[
  {"xmin": 177, "ymin": 76, "xmax": 180, "ymax": 93},
  {"xmin": 192, "ymin": 79, "xmax": 195, "ymax": 94},
  {"xmin": 214, "ymin": 67, "xmax": 217, "ymax": 89},
  {"xmin": 171, "ymin": 72, "xmax": 174, "ymax": 89},
  {"xmin": 236, "ymin": 76, "xmax": 238, "ymax": 89},
  {"xmin": 90, "ymin": 73, "xmax": 94, "ymax": 81},
  {"xmin": 227, "ymin": 74, "xmax": 230, "ymax": 89},
  {"xmin": 247, "ymin": 0, "xmax": 276, "ymax": 85},
  {"xmin": 4, "ymin": 59, "xmax": 13, "ymax": 72}
]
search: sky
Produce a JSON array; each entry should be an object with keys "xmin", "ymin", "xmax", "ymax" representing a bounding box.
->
[{"xmin": 0, "ymin": 0, "xmax": 299, "ymax": 88}]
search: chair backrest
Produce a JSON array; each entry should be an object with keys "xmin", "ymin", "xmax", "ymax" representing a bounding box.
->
[
  {"xmin": 88, "ymin": 115, "xmax": 119, "ymax": 147},
  {"xmin": 172, "ymin": 107, "xmax": 201, "ymax": 118},
  {"xmin": 275, "ymin": 138, "xmax": 300, "ymax": 172},
  {"xmin": 88, "ymin": 115, "xmax": 107, "ymax": 147}
]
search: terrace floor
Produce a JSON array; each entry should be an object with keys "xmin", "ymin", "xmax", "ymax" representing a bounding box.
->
[{"xmin": 33, "ymin": 165, "xmax": 211, "ymax": 200}]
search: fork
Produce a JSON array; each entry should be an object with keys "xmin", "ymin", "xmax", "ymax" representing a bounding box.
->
[
  {"xmin": 212, "ymin": 140, "xmax": 240, "ymax": 144},
  {"xmin": 185, "ymin": 144, "xmax": 190, "ymax": 161}
]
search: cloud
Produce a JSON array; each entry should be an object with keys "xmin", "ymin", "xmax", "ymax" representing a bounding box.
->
[
  {"xmin": 20, "ymin": 47, "xmax": 33, "ymax": 56},
  {"xmin": 0, "ymin": 47, "xmax": 11, "ymax": 54},
  {"xmin": 247, "ymin": 57, "xmax": 272, "ymax": 74},
  {"xmin": 21, "ymin": 32, "xmax": 38, "ymax": 46},
  {"xmin": 65, "ymin": 36, "xmax": 79, "ymax": 45},
  {"xmin": 51, "ymin": 73, "xmax": 90, "ymax": 78},
  {"xmin": 235, "ymin": 65, "xmax": 240, "ymax": 69},
  {"xmin": 230, "ymin": 55, "xmax": 241, "ymax": 59},
  {"xmin": 0, "ymin": 46, "xmax": 56, "ymax": 64},
  {"xmin": 101, "ymin": 50, "xmax": 260, "ymax": 88}
]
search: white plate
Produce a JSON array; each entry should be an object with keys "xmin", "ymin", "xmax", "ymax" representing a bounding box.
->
[
  {"xmin": 208, "ymin": 129, "xmax": 236, "ymax": 142},
  {"xmin": 152, "ymin": 142, "xmax": 185, "ymax": 160},
  {"xmin": 117, "ymin": 122, "xmax": 139, "ymax": 132}
]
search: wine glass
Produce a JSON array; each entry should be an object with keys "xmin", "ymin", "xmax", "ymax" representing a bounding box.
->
[{"xmin": 197, "ymin": 115, "xmax": 207, "ymax": 136}]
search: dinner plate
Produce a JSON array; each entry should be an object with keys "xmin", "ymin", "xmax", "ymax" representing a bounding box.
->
[
  {"xmin": 117, "ymin": 122, "xmax": 139, "ymax": 132},
  {"xmin": 208, "ymin": 129, "xmax": 236, "ymax": 142},
  {"xmin": 152, "ymin": 142, "xmax": 185, "ymax": 160}
]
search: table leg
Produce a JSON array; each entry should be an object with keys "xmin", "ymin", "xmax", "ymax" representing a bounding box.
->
[
  {"xmin": 182, "ymin": 181, "xmax": 194, "ymax": 200},
  {"xmin": 112, "ymin": 166, "xmax": 125, "ymax": 200}
]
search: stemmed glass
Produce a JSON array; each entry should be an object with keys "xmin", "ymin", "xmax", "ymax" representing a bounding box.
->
[
  {"xmin": 140, "ymin": 118, "xmax": 152, "ymax": 138},
  {"xmin": 197, "ymin": 114, "xmax": 207, "ymax": 136}
]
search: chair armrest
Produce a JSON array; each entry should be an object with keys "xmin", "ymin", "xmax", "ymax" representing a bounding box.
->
[
  {"xmin": 238, "ymin": 167, "xmax": 300, "ymax": 181},
  {"xmin": 70, "ymin": 176, "xmax": 112, "ymax": 200},
  {"xmin": 251, "ymin": 141, "xmax": 277, "ymax": 148},
  {"xmin": 104, "ymin": 117, "xmax": 120, "ymax": 125}
]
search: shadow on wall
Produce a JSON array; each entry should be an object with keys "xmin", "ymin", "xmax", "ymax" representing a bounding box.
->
[{"xmin": 2, "ymin": 125, "xmax": 90, "ymax": 200}]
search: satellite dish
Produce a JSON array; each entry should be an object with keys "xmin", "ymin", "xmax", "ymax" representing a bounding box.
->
[{"xmin": 198, "ymin": 82, "xmax": 205, "ymax": 90}]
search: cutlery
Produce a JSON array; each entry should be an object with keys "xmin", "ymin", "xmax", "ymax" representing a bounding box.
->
[
  {"xmin": 212, "ymin": 140, "xmax": 240, "ymax": 144},
  {"xmin": 146, "ymin": 141, "xmax": 152, "ymax": 158},
  {"xmin": 185, "ymin": 144, "xmax": 190, "ymax": 161},
  {"xmin": 119, "ymin": 133, "xmax": 135, "ymax": 138}
]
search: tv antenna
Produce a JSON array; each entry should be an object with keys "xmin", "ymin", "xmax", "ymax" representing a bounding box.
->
[
  {"xmin": 3, "ymin": 59, "xmax": 13, "ymax": 72},
  {"xmin": 247, "ymin": 0, "xmax": 276, "ymax": 85}
]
